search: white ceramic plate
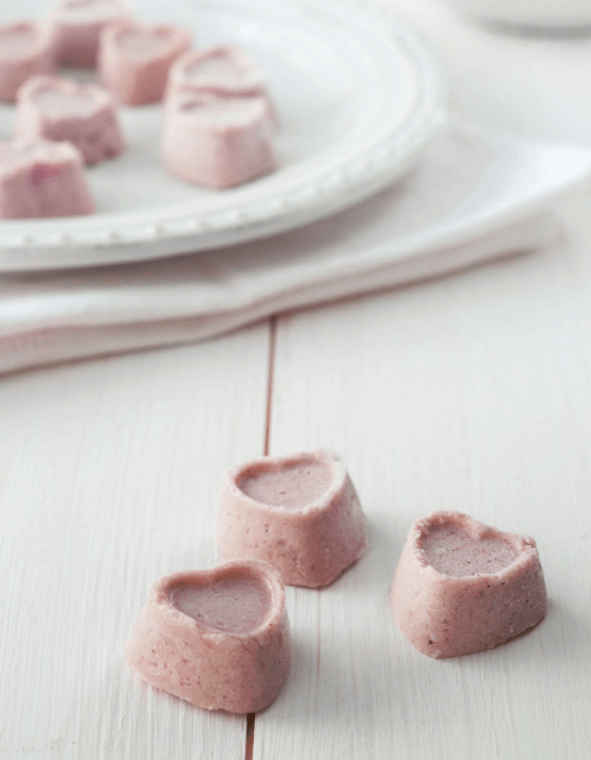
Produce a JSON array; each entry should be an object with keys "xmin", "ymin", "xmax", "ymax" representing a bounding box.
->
[{"xmin": 0, "ymin": 0, "xmax": 447, "ymax": 271}]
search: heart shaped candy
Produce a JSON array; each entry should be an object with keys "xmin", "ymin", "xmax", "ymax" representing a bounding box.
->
[
  {"xmin": 216, "ymin": 449, "xmax": 367, "ymax": 587},
  {"xmin": 237, "ymin": 454, "xmax": 334, "ymax": 511},
  {"xmin": 125, "ymin": 560, "xmax": 291, "ymax": 713},
  {"xmin": 48, "ymin": 0, "xmax": 132, "ymax": 67},
  {"xmin": 99, "ymin": 21, "xmax": 192, "ymax": 105},
  {"xmin": 0, "ymin": 138, "xmax": 94, "ymax": 219},
  {"xmin": 0, "ymin": 22, "xmax": 55, "ymax": 102},
  {"xmin": 170, "ymin": 570, "xmax": 274, "ymax": 634},
  {"xmin": 390, "ymin": 511, "xmax": 547, "ymax": 658},
  {"xmin": 162, "ymin": 91, "xmax": 278, "ymax": 189},
  {"xmin": 14, "ymin": 75, "xmax": 124, "ymax": 164}
]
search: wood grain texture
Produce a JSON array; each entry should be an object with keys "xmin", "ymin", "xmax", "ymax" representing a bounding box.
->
[
  {"xmin": 0, "ymin": 327, "xmax": 270, "ymax": 759},
  {"xmin": 254, "ymin": 199, "xmax": 591, "ymax": 759}
]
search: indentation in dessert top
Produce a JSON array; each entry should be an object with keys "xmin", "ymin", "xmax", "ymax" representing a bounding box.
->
[
  {"xmin": 32, "ymin": 86, "xmax": 100, "ymax": 117},
  {"xmin": 421, "ymin": 524, "xmax": 519, "ymax": 577},
  {"xmin": 59, "ymin": 0, "xmax": 127, "ymax": 22},
  {"xmin": 180, "ymin": 95, "xmax": 265, "ymax": 126},
  {"xmin": 170, "ymin": 574, "xmax": 273, "ymax": 634},
  {"xmin": 237, "ymin": 458, "xmax": 333, "ymax": 510},
  {"xmin": 0, "ymin": 138, "xmax": 75, "ymax": 167},
  {"xmin": 117, "ymin": 27, "xmax": 174, "ymax": 57},
  {"xmin": 186, "ymin": 50, "xmax": 262, "ymax": 90},
  {"xmin": 0, "ymin": 26, "xmax": 37, "ymax": 55}
]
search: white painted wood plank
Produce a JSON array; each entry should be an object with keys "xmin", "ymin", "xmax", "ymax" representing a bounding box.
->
[
  {"xmin": 0, "ymin": 327, "xmax": 270, "ymax": 759},
  {"xmin": 254, "ymin": 201, "xmax": 591, "ymax": 759}
]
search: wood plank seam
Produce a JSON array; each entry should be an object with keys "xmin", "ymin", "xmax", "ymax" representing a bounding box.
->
[{"xmin": 245, "ymin": 315, "xmax": 277, "ymax": 760}]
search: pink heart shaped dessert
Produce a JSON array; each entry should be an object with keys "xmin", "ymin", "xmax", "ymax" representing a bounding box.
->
[
  {"xmin": 162, "ymin": 91, "xmax": 278, "ymax": 189},
  {"xmin": 124, "ymin": 560, "xmax": 291, "ymax": 713},
  {"xmin": 0, "ymin": 22, "xmax": 56, "ymax": 102},
  {"xmin": 99, "ymin": 21, "xmax": 192, "ymax": 105},
  {"xmin": 166, "ymin": 46, "xmax": 277, "ymax": 127},
  {"xmin": 48, "ymin": 0, "xmax": 132, "ymax": 67},
  {"xmin": 167, "ymin": 46, "xmax": 268, "ymax": 100},
  {"xmin": 15, "ymin": 75, "xmax": 124, "ymax": 165},
  {"xmin": 216, "ymin": 449, "xmax": 367, "ymax": 588},
  {"xmin": 390, "ymin": 511, "xmax": 547, "ymax": 658},
  {"xmin": 0, "ymin": 138, "xmax": 94, "ymax": 218}
]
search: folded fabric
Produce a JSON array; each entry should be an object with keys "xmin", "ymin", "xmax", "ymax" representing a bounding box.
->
[{"xmin": 0, "ymin": 120, "xmax": 589, "ymax": 376}]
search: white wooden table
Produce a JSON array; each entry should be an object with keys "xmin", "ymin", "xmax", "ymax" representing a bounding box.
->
[{"xmin": 2, "ymin": 1, "xmax": 591, "ymax": 757}]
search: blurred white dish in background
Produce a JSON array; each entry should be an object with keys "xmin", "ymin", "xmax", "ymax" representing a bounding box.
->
[
  {"xmin": 0, "ymin": 0, "xmax": 447, "ymax": 271},
  {"xmin": 2, "ymin": 121, "xmax": 591, "ymax": 376},
  {"xmin": 441, "ymin": 0, "xmax": 591, "ymax": 28}
]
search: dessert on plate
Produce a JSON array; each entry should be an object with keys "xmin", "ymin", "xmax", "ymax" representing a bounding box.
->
[
  {"xmin": 0, "ymin": 21, "xmax": 55, "ymax": 102},
  {"xmin": 162, "ymin": 90, "xmax": 277, "ymax": 188},
  {"xmin": 48, "ymin": 0, "xmax": 132, "ymax": 67},
  {"xmin": 0, "ymin": 137, "xmax": 94, "ymax": 218},
  {"xmin": 99, "ymin": 20, "xmax": 192, "ymax": 105},
  {"xmin": 15, "ymin": 75, "xmax": 124, "ymax": 164},
  {"xmin": 166, "ymin": 46, "xmax": 277, "ymax": 126},
  {"xmin": 166, "ymin": 46, "xmax": 269, "ymax": 100}
]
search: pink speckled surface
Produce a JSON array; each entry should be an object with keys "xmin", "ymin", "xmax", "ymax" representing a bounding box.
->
[
  {"xmin": 170, "ymin": 575, "xmax": 273, "ymax": 634},
  {"xmin": 216, "ymin": 449, "xmax": 367, "ymax": 587},
  {"xmin": 125, "ymin": 560, "xmax": 291, "ymax": 714},
  {"xmin": 238, "ymin": 458, "xmax": 333, "ymax": 511},
  {"xmin": 391, "ymin": 511, "xmax": 547, "ymax": 658},
  {"xmin": 422, "ymin": 523, "xmax": 519, "ymax": 576}
]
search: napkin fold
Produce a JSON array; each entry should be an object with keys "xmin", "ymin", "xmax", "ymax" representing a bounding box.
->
[{"xmin": 0, "ymin": 120, "xmax": 589, "ymax": 376}]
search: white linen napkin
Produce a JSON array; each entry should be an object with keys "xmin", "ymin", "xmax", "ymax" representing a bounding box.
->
[{"xmin": 0, "ymin": 120, "xmax": 589, "ymax": 376}]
